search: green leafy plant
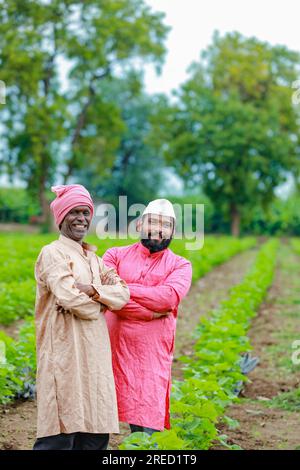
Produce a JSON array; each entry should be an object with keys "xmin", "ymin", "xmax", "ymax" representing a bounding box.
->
[
  {"xmin": 0, "ymin": 233, "xmax": 256, "ymax": 404},
  {"xmin": 0, "ymin": 321, "xmax": 36, "ymax": 403},
  {"xmin": 120, "ymin": 239, "xmax": 278, "ymax": 450}
]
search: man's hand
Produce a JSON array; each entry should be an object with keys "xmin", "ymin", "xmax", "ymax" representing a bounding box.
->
[
  {"xmin": 75, "ymin": 282, "xmax": 96, "ymax": 297},
  {"xmin": 56, "ymin": 304, "xmax": 70, "ymax": 314},
  {"xmin": 153, "ymin": 311, "xmax": 172, "ymax": 319},
  {"xmin": 56, "ymin": 301, "xmax": 106, "ymax": 315},
  {"xmin": 101, "ymin": 270, "xmax": 118, "ymax": 285}
]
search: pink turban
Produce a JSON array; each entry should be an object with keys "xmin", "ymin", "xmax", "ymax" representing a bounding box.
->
[{"xmin": 50, "ymin": 184, "xmax": 94, "ymax": 226}]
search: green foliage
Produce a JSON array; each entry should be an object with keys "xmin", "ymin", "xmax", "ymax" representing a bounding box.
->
[
  {"xmin": 0, "ymin": 187, "xmax": 41, "ymax": 223},
  {"xmin": 290, "ymin": 238, "xmax": 300, "ymax": 256},
  {"xmin": 0, "ymin": 233, "xmax": 256, "ymax": 404},
  {"xmin": 172, "ymin": 236, "xmax": 256, "ymax": 281},
  {"xmin": 0, "ymin": 280, "xmax": 36, "ymax": 325},
  {"xmin": 151, "ymin": 31, "xmax": 300, "ymax": 235},
  {"xmin": 266, "ymin": 388, "xmax": 300, "ymax": 412},
  {"xmin": 77, "ymin": 75, "xmax": 166, "ymax": 208},
  {"xmin": 0, "ymin": 234, "xmax": 53, "ymax": 325},
  {"xmin": 0, "ymin": 321, "xmax": 36, "ymax": 404},
  {"xmin": 0, "ymin": 0, "xmax": 169, "ymax": 219},
  {"xmin": 120, "ymin": 239, "xmax": 278, "ymax": 450},
  {"xmin": 0, "ymin": 233, "xmax": 256, "ymax": 325},
  {"xmin": 241, "ymin": 192, "xmax": 300, "ymax": 236}
]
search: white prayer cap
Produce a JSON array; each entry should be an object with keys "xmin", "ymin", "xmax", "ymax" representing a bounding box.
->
[{"xmin": 142, "ymin": 199, "xmax": 176, "ymax": 220}]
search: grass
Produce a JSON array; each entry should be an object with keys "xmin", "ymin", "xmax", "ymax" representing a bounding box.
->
[{"xmin": 266, "ymin": 389, "xmax": 300, "ymax": 412}]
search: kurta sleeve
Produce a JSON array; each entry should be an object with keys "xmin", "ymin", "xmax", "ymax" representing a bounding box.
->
[
  {"xmin": 102, "ymin": 247, "xmax": 119, "ymax": 271},
  {"xmin": 91, "ymin": 255, "xmax": 130, "ymax": 311},
  {"xmin": 127, "ymin": 258, "xmax": 192, "ymax": 313},
  {"xmin": 109, "ymin": 299, "xmax": 154, "ymax": 321},
  {"xmin": 102, "ymin": 247, "xmax": 154, "ymax": 321},
  {"xmin": 36, "ymin": 246, "xmax": 101, "ymax": 321}
]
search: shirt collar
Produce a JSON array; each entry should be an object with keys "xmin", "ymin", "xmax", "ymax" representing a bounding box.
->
[
  {"xmin": 137, "ymin": 241, "xmax": 167, "ymax": 259},
  {"xmin": 58, "ymin": 234, "xmax": 97, "ymax": 256}
]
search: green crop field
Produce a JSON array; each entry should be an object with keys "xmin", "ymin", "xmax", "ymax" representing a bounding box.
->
[
  {"xmin": 0, "ymin": 234, "xmax": 256, "ymax": 409},
  {"xmin": 1, "ymin": 234, "xmax": 300, "ymax": 451}
]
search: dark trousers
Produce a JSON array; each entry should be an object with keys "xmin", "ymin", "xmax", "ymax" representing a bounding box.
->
[
  {"xmin": 129, "ymin": 424, "xmax": 159, "ymax": 436},
  {"xmin": 33, "ymin": 432, "xmax": 109, "ymax": 450}
]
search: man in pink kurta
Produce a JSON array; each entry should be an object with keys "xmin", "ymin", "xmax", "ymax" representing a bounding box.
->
[{"xmin": 103, "ymin": 199, "xmax": 192, "ymax": 433}]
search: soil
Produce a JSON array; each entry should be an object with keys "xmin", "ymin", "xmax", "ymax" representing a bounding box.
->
[{"xmin": 212, "ymin": 244, "xmax": 300, "ymax": 450}]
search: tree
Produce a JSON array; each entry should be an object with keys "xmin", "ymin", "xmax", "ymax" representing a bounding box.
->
[
  {"xmin": 75, "ymin": 72, "xmax": 165, "ymax": 211},
  {"xmin": 0, "ymin": 0, "xmax": 169, "ymax": 223},
  {"xmin": 153, "ymin": 32, "xmax": 300, "ymax": 236}
]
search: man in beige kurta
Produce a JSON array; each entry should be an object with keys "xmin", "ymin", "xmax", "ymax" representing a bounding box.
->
[{"xmin": 33, "ymin": 184, "xmax": 130, "ymax": 450}]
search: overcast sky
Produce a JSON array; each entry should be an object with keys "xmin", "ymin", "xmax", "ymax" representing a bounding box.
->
[
  {"xmin": 2, "ymin": 0, "xmax": 299, "ymax": 193},
  {"xmin": 144, "ymin": 0, "xmax": 300, "ymax": 95}
]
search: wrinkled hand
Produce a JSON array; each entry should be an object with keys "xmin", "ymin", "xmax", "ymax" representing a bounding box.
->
[
  {"xmin": 56, "ymin": 302, "xmax": 107, "ymax": 315},
  {"xmin": 75, "ymin": 282, "xmax": 96, "ymax": 297},
  {"xmin": 153, "ymin": 311, "xmax": 172, "ymax": 319},
  {"xmin": 100, "ymin": 303, "xmax": 108, "ymax": 314},
  {"xmin": 101, "ymin": 270, "xmax": 118, "ymax": 286}
]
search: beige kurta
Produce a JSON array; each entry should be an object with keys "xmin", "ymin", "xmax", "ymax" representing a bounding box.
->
[{"xmin": 34, "ymin": 234, "xmax": 130, "ymax": 438}]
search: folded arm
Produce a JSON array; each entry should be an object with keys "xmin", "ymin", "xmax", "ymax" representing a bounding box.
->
[
  {"xmin": 36, "ymin": 246, "xmax": 101, "ymax": 321},
  {"xmin": 102, "ymin": 247, "xmax": 157, "ymax": 321},
  {"xmin": 127, "ymin": 259, "xmax": 192, "ymax": 313},
  {"xmin": 109, "ymin": 299, "xmax": 154, "ymax": 321},
  {"xmin": 102, "ymin": 247, "xmax": 187, "ymax": 320},
  {"xmin": 91, "ymin": 256, "xmax": 130, "ymax": 311}
]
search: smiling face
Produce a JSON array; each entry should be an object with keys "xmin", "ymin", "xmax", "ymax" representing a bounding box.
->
[
  {"xmin": 139, "ymin": 213, "xmax": 174, "ymax": 253},
  {"xmin": 141, "ymin": 213, "xmax": 174, "ymax": 240},
  {"xmin": 59, "ymin": 205, "xmax": 92, "ymax": 243}
]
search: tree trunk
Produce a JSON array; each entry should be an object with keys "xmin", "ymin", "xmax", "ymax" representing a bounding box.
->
[
  {"xmin": 38, "ymin": 177, "xmax": 51, "ymax": 232},
  {"xmin": 230, "ymin": 203, "xmax": 240, "ymax": 237},
  {"xmin": 63, "ymin": 69, "xmax": 110, "ymax": 184}
]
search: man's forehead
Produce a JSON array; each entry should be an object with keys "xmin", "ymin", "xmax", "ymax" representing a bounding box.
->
[
  {"xmin": 144, "ymin": 213, "xmax": 173, "ymax": 223},
  {"xmin": 68, "ymin": 205, "xmax": 91, "ymax": 213}
]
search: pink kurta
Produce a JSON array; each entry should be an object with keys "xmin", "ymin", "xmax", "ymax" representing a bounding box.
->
[{"xmin": 103, "ymin": 242, "xmax": 192, "ymax": 431}]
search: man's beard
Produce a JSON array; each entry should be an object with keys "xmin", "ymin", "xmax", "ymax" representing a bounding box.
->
[{"xmin": 141, "ymin": 238, "xmax": 172, "ymax": 253}]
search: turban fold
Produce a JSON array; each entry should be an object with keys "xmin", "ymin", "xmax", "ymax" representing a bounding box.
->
[{"xmin": 50, "ymin": 184, "xmax": 94, "ymax": 226}]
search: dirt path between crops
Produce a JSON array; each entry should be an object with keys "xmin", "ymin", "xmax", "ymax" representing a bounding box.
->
[
  {"xmin": 215, "ymin": 243, "xmax": 300, "ymax": 450},
  {"xmin": 0, "ymin": 320, "xmax": 26, "ymax": 339},
  {"xmin": 0, "ymin": 246, "xmax": 258, "ymax": 450}
]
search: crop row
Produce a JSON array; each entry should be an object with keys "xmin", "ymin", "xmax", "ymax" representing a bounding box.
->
[
  {"xmin": 0, "ymin": 235, "xmax": 256, "ymax": 404},
  {"xmin": 0, "ymin": 234, "xmax": 256, "ymax": 325},
  {"xmin": 120, "ymin": 239, "xmax": 278, "ymax": 450}
]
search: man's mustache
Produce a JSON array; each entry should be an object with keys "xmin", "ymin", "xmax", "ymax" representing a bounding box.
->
[
  {"xmin": 141, "ymin": 230, "xmax": 164, "ymax": 239},
  {"xmin": 141, "ymin": 238, "xmax": 172, "ymax": 253}
]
